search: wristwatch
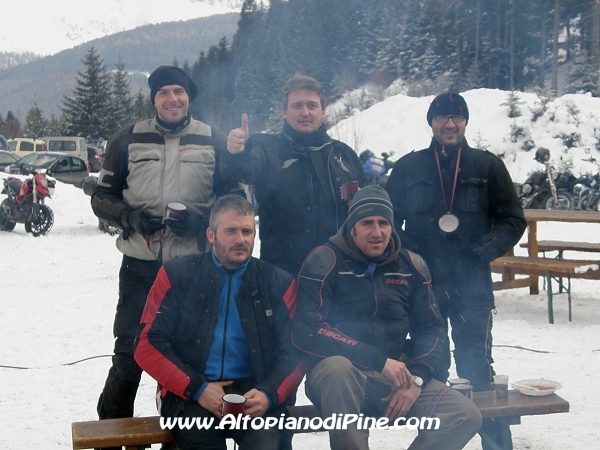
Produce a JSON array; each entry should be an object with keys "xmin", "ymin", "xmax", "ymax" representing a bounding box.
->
[{"xmin": 411, "ymin": 375, "xmax": 424, "ymax": 387}]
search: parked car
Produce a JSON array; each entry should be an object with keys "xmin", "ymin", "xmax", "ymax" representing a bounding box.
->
[
  {"xmin": 87, "ymin": 146, "xmax": 103, "ymax": 172},
  {"xmin": 0, "ymin": 135, "xmax": 8, "ymax": 151},
  {"xmin": 40, "ymin": 136, "xmax": 88, "ymax": 165},
  {"xmin": 7, "ymin": 138, "xmax": 47, "ymax": 157},
  {"xmin": 5, "ymin": 152, "xmax": 89, "ymax": 188},
  {"xmin": 0, "ymin": 150, "xmax": 19, "ymax": 170}
]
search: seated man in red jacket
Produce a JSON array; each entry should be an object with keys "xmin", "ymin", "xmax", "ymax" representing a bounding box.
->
[
  {"xmin": 292, "ymin": 185, "xmax": 482, "ymax": 450},
  {"xmin": 134, "ymin": 195, "xmax": 305, "ymax": 450}
]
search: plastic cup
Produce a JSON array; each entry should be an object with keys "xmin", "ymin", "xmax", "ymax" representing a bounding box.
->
[
  {"xmin": 454, "ymin": 384, "xmax": 473, "ymax": 399},
  {"xmin": 447, "ymin": 377, "xmax": 470, "ymax": 387},
  {"xmin": 341, "ymin": 181, "xmax": 359, "ymax": 201},
  {"xmin": 165, "ymin": 202, "xmax": 186, "ymax": 222},
  {"xmin": 222, "ymin": 393, "xmax": 246, "ymax": 417},
  {"xmin": 494, "ymin": 375, "xmax": 509, "ymax": 398}
]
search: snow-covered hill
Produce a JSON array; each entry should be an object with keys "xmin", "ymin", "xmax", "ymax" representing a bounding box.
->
[
  {"xmin": 0, "ymin": 0, "xmax": 244, "ymax": 56},
  {"xmin": 329, "ymin": 88, "xmax": 600, "ymax": 184}
]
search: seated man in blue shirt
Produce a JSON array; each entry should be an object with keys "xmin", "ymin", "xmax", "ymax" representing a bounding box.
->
[{"xmin": 134, "ymin": 195, "xmax": 305, "ymax": 450}]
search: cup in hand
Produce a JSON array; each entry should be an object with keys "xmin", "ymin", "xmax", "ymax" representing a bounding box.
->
[
  {"xmin": 165, "ymin": 202, "xmax": 187, "ymax": 222},
  {"xmin": 494, "ymin": 374, "xmax": 509, "ymax": 398},
  {"xmin": 222, "ymin": 393, "xmax": 246, "ymax": 417},
  {"xmin": 341, "ymin": 181, "xmax": 359, "ymax": 201}
]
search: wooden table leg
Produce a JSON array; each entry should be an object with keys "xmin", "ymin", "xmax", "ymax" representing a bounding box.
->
[{"xmin": 527, "ymin": 222, "xmax": 539, "ymax": 295}]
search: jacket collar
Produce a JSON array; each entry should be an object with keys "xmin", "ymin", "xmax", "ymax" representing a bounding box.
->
[
  {"xmin": 210, "ymin": 249, "xmax": 251, "ymax": 277},
  {"xmin": 282, "ymin": 122, "xmax": 331, "ymax": 150},
  {"xmin": 329, "ymin": 226, "xmax": 401, "ymax": 268},
  {"xmin": 428, "ymin": 137, "xmax": 468, "ymax": 159},
  {"xmin": 153, "ymin": 114, "xmax": 192, "ymax": 135}
]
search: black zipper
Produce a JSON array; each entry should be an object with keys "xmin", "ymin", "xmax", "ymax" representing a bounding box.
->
[{"xmin": 218, "ymin": 275, "xmax": 233, "ymax": 380}]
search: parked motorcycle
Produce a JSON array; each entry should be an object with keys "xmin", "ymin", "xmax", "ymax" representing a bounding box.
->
[
  {"xmin": 516, "ymin": 148, "xmax": 573, "ymax": 210},
  {"xmin": 0, "ymin": 164, "xmax": 55, "ymax": 236},
  {"xmin": 360, "ymin": 149, "xmax": 396, "ymax": 188},
  {"xmin": 82, "ymin": 175, "xmax": 122, "ymax": 235},
  {"xmin": 570, "ymin": 171, "xmax": 599, "ymax": 210},
  {"xmin": 574, "ymin": 156, "xmax": 600, "ymax": 211}
]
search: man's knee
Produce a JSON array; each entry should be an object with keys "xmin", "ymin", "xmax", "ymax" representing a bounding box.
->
[
  {"xmin": 461, "ymin": 398, "xmax": 483, "ymax": 435},
  {"xmin": 445, "ymin": 390, "xmax": 483, "ymax": 435},
  {"xmin": 309, "ymin": 356, "xmax": 356, "ymax": 383}
]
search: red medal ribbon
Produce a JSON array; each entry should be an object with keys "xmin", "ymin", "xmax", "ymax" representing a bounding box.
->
[{"xmin": 434, "ymin": 147, "xmax": 462, "ymax": 214}]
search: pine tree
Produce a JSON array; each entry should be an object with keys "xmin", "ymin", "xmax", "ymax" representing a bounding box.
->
[
  {"xmin": 46, "ymin": 115, "xmax": 63, "ymax": 136},
  {"xmin": 23, "ymin": 100, "xmax": 48, "ymax": 139},
  {"xmin": 132, "ymin": 90, "xmax": 153, "ymax": 122},
  {"xmin": 61, "ymin": 46, "xmax": 112, "ymax": 139},
  {"xmin": 2, "ymin": 111, "xmax": 22, "ymax": 138},
  {"xmin": 105, "ymin": 57, "xmax": 134, "ymax": 136}
]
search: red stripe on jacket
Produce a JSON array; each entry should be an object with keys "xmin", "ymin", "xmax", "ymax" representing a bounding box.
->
[
  {"xmin": 282, "ymin": 279, "xmax": 298, "ymax": 319},
  {"xmin": 134, "ymin": 267, "xmax": 194, "ymax": 400}
]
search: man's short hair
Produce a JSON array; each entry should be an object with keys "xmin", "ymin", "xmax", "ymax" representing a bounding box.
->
[
  {"xmin": 209, "ymin": 194, "xmax": 255, "ymax": 231},
  {"xmin": 283, "ymin": 74, "xmax": 327, "ymax": 110}
]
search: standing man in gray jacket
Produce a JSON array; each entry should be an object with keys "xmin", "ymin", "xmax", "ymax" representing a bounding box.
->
[{"xmin": 91, "ymin": 65, "xmax": 234, "ymax": 424}]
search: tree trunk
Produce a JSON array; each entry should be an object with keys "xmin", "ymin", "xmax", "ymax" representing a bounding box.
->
[
  {"xmin": 552, "ymin": 0, "xmax": 560, "ymax": 95},
  {"xmin": 509, "ymin": 3, "xmax": 515, "ymax": 91},
  {"xmin": 540, "ymin": 6, "xmax": 547, "ymax": 87},
  {"xmin": 475, "ymin": 0, "xmax": 481, "ymax": 64},
  {"xmin": 592, "ymin": 1, "xmax": 600, "ymax": 70}
]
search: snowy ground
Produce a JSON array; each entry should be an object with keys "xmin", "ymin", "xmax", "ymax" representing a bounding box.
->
[
  {"xmin": 2, "ymin": 88, "xmax": 600, "ymax": 449},
  {"xmin": 1, "ymin": 176, "xmax": 598, "ymax": 450}
]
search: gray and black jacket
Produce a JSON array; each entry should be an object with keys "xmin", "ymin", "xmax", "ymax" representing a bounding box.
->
[{"xmin": 91, "ymin": 116, "xmax": 234, "ymax": 262}]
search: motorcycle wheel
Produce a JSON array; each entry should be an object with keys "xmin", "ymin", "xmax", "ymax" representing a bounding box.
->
[
  {"xmin": 544, "ymin": 192, "xmax": 573, "ymax": 210},
  {"xmin": 25, "ymin": 204, "xmax": 54, "ymax": 237},
  {"xmin": 0, "ymin": 199, "xmax": 17, "ymax": 232},
  {"xmin": 98, "ymin": 220, "xmax": 122, "ymax": 236}
]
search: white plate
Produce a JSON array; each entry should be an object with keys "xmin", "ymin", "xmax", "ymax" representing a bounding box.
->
[{"xmin": 511, "ymin": 379, "xmax": 562, "ymax": 396}]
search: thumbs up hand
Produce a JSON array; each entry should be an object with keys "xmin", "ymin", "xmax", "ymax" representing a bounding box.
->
[{"xmin": 227, "ymin": 114, "xmax": 250, "ymax": 154}]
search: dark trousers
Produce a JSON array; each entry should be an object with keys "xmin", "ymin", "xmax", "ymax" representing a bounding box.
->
[
  {"xmin": 306, "ymin": 356, "xmax": 482, "ymax": 450},
  {"xmin": 435, "ymin": 304, "xmax": 495, "ymax": 392},
  {"xmin": 172, "ymin": 401, "xmax": 281, "ymax": 450},
  {"xmin": 435, "ymin": 306, "xmax": 510, "ymax": 450},
  {"xmin": 97, "ymin": 256, "xmax": 162, "ymax": 419}
]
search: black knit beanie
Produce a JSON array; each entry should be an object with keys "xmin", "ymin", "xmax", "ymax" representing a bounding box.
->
[
  {"xmin": 344, "ymin": 185, "xmax": 394, "ymax": 232},
  {"xmin": 426, "ymin": 92, "xmax": 469, "ymax": 125},
  {"xmin": 148, "ymin": 66, "xmax": 198, "ymax": 104}
]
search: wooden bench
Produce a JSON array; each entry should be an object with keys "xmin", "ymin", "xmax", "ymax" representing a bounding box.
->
[
  {"xmin": 72, "ymin": 391, "xmax": 569, "ymax": 450},
  {"xmin": 490, "ymin": 255, "xmax": 600, "ymax": 323},
  {"xmin": 520, "ymin": 240, "xmax": 600, "ymax": 256}
]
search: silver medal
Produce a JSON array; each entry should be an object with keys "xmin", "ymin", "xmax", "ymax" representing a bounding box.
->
[{"xmin": 438, "ymin": 213, "xmax": 459, "ymax": 233}]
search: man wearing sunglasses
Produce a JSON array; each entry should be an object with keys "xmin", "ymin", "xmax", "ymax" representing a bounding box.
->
[{"xmin": 385, "ymin": 93, "xmax": 525, "ymax": 448}]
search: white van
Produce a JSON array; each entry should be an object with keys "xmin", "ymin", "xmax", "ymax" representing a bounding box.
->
[
  {"xmin": 7, "ymin": 138, "xmax": 47, "ymax": 158},
  {"xmin": 40, "ymin": 136, "xmax": 88, "ymax": 164}
]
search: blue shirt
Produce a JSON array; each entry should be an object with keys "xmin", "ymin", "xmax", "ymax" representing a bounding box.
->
[{"xmin": 192, "ymin": 251, "xmax": 253, "ymax": 400}]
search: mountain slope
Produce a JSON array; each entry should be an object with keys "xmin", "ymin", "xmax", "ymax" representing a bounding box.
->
[
  {"xmin": 0, "ymin": 13, "xmax": 239, "ymax": 118},
  {"xmin": 0, "ymin": 0, "xmax": 243, "ymax": 55}
]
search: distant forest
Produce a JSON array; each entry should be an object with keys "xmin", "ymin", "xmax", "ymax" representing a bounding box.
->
[
  {"xmin": 2, "ymin": 0, "xmax": 600, "ymax": 139},
  {"xmin": 189, "ymin": 0, "xmax": 600, "ymax": 133}
]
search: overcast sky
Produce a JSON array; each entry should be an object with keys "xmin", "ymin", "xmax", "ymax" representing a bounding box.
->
[{"xmin": 0, "ymin": 0, "xmax": 238, "ymax": 55}]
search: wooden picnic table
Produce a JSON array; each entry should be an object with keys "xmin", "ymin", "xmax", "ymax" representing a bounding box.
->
[
  {"xmin": 491, "ymin": 209, "xmax": 600, "ymax": 322},
  {"xmin": 522, "ymin": 209, "xmax": 600, "ymax": 264}
]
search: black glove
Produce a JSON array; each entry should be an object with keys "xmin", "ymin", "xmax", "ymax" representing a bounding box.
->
[
  {"xmin": 121, "ymin": 209, "xmax": 165, "ymax": 240},
  {"xmin": 165, "ymin": 210, "xmax": 203, "ymax": 237}
]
